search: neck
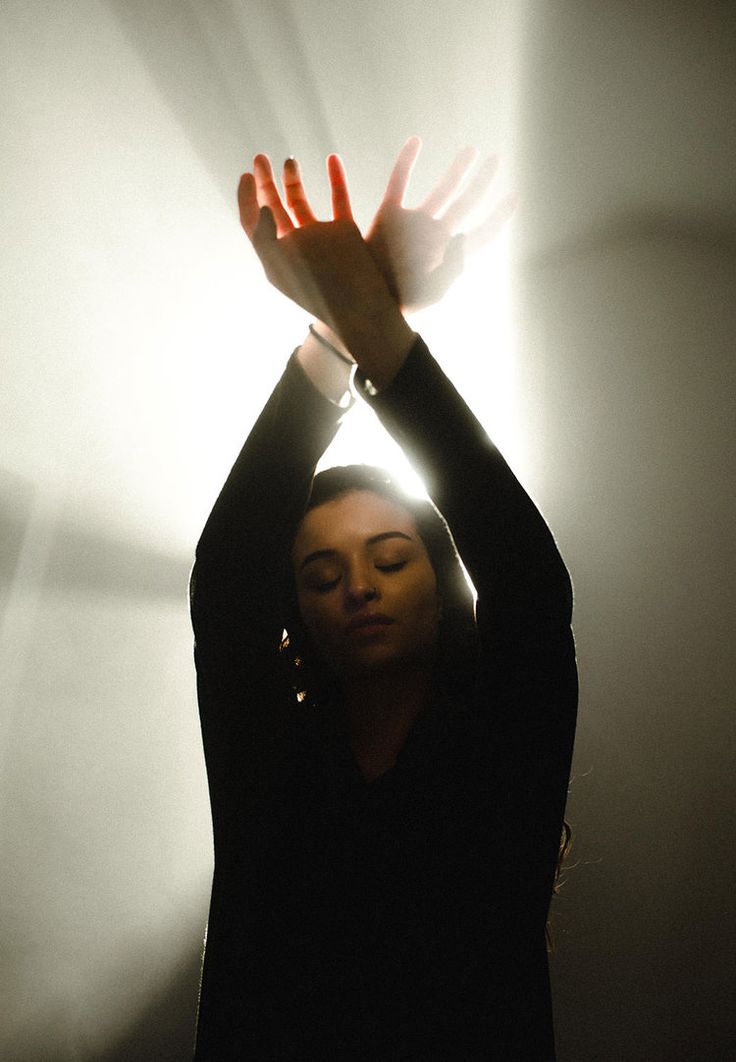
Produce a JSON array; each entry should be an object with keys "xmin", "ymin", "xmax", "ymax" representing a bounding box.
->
[{"xmin": 341, "ymin": 664, "xmax": 433, "ymax": 777}]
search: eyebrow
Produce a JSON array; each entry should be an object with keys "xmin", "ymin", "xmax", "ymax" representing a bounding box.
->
[{"xmin": 299, "ymin": 531, "xmax": 414, "ymax": 571}]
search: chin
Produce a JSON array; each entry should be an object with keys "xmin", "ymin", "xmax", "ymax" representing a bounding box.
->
[{"xmin": 341, "ymin": 645, "xmax": 432, "ymax": 680}]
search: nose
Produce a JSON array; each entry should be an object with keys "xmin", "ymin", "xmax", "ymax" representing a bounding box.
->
[{"xmin": 344, "ymin": 565, "xmax": 379, "ymax": 607}]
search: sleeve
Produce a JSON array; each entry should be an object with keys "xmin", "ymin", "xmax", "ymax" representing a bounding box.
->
[
  {"xmin": 355, "ymin": 335, "xmax": 572, "ymax": 622},
  {"xmin": 358, "ymin": 335, "xmax": 578, "ymax": 889},
  {"xmin": 190, "ymin": 351, "xmax": 347, "ymax": 819}
]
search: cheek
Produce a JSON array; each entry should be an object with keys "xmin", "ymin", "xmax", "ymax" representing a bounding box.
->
[
  {"xmin": 425, "ymin": 593, "xmax": 442, "ymax": 636},
  {"xmin": 409, "ymin": 577, "xmax": 441, "ymax": 635},
  {"xmin": 296, "ymin": 592, "xmax": 318, "ymax": 633},
  {"xmin": 296, "ymin": 593, "xmax": 337, "ymax": 645}
]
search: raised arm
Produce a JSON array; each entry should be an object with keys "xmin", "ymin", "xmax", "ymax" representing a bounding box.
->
[
  {"xmin": 357, "ymin": 339, "xmax": 573, "ymax": 624},
  {"xmin": 191, "ymin": 151, "xmax": 420, "ymax": 811},
  {"xmin": 327, "ymin": 140, "xmax": 564, "ymax": 618},
  {"xmin": 192, "ymin": 150, "xmax": 420, "ymax": 675},
  {"xmin": 357, "ymin": 143, "xmax": 573, "ymax": 755}
]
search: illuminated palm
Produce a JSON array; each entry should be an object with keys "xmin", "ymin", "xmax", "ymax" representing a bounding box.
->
[{"xmin": 357, "ymin": 136, "xmax": 517, "ymax": 312}]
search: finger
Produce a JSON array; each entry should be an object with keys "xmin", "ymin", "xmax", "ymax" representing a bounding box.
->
[
  {"xmin": 440, "ymin": 154, "xmax": 499, "ymax": 231},
  {"xmin": 251, "ymin": 205, "xmax": 278, "ymax": 265},
  {"xmin": 237, "ymin": 172, "xmax": 261, "ymax": 240},
  {"xmin": 253, "ymin": 153, "xmax": 294, "ymax": 237},
  {"xmin": 419, "ymin": 146, "xmax": 479, "ymax": 217},
  {"xmin": 382, "ymin": 135, "xmax": 422, "ymax": 207},
  {"xmin": 326, "ymin": 154, "xmax": 355, "ymax": 221},
  {"xmin": 282, "ymin": 157, "xmax": 318, "ymax": 226},
  {"xmin": 463, "ymin": 192, "xmax": 518, "ymax": 257}
]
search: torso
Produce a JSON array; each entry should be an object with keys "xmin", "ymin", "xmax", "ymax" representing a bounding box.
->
[{"xmin": 350, "ymin": 738, "xmax": 399, "ymax": 782}]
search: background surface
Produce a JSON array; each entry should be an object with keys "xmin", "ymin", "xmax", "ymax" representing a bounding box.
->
[{"xmin": 1, "ymin": 1, "xmax": 734, "ymax": 1058}]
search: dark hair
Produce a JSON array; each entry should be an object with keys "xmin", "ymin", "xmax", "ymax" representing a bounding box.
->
[{"xmin": 280, "ymin": 465, "xmax": 478, "ymax": 709}]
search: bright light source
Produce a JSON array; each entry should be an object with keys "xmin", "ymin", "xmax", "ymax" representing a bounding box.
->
[{"xmin": 317, "ymin": 400, "xmax": 430, "ymax": 498}]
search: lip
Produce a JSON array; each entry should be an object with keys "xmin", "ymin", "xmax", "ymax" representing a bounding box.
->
[{"xmin": 345, "ymin": 613, "xmax": 393, "ymax": 634}]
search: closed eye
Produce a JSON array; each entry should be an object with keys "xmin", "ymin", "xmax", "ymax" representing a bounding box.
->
[
  {"xmin": 312, "ymin": 576, "xmax": 341, "ymax": 593},
  {"xmin": 376, "ymin": 561, "xmax": 407, "ymax": 573}
]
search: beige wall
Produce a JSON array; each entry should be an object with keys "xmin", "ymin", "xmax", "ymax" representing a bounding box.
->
[
  {"xmin": 1, "ymin": 1, "xmax": 733, "ymax": 1058},
  {"xmin": 514, "ymin": 5, "xmax": 735, "ymax": 1059}
]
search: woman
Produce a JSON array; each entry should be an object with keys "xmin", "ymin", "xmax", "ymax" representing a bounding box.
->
[{"xmin": 190, "ymin": 139, "xmax": 577, "ymax": 1059}]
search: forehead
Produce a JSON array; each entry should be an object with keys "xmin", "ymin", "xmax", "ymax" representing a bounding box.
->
[{"xmin": 292, "ymin": 490, "xmax": 419, "ymax": 560}]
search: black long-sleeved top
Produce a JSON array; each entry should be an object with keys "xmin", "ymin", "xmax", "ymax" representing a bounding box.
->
[{"xmin": 190, "ymin": 335, "xmax": 577, "ymax": 1060}]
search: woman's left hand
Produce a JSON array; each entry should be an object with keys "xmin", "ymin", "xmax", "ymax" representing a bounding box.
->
[
  {"xmin": 238, "ymin": 153, "xmax": 415, "ymax": 386},
  {"xmin": 238, "ymin": 155, "xmax": 398, "ymax": 335},
  {"xmin": 353, "ymin": 136, "xmax": 517, "ymax": 313}
]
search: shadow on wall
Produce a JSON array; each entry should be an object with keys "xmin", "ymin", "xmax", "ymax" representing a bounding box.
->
[
  {"xmin": 519, "ymin": 229, "xmax": 736, "ymax": 1062},
  {"xmin": 99, "ymin": 945, "xmax": 202, "ymax": 1062},
  {"xmin": 0, "ymin": 471, "xmax": 193, "ymax": 606}
]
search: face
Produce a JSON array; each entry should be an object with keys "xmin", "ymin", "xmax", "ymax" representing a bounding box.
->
[{"xmin": 292, "ymin": 490, "xmax": 441, "ymax": 680}]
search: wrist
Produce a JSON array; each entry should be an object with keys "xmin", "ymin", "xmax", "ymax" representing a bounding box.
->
[
  {"xmin": 335, "ymin": 303, "xmax": 415, "ymax": 390},
  {"xmin": 311, "ymin": 322, "xmax": 353, "ymax": 361},
  {"xmin": 297, "ymin": 328, "xmax": 355, "ymax": 408}
]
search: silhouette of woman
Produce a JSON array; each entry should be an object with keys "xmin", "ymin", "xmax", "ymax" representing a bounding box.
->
[{"xmin": 190, "ymin": 138, "xmax": 577, "ymax": 1060}]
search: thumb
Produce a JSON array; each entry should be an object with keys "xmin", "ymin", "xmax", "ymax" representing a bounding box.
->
[
  {"xmin": 254, "ymin": 205, "xmax": 277, "ymax": 245},
  {"xmin": 251, "ymin": 206, "xmax": 279, "ymax": 276},
  {"xmin": 421, "ymin": 232, "xmax": 465, "ymax": 306}
]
